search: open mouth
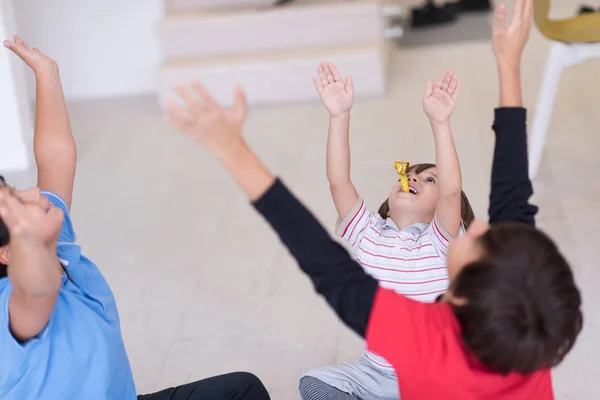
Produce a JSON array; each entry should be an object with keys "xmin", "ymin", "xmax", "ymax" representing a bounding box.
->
[{"xmin": 408, "ymin": 186, "xmax": 418, "ymax": 195}]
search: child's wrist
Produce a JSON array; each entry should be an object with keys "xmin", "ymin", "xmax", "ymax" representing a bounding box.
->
[
  {"xmin": 496, "ymin": 58, "xmax": 521, "ymax": 74},
  {"xmin": 215, "ymin": 139, "xmax": 250, "ymax": 164},
  {"xmin": 429, "ymin": 119, "xmax": 451, "ymax": 130},
  {"xmin": 329, "ymin": 110, "xmax": 351, "ymax": 119},
  {"xmin": 35, "ymin": 61, "xmax": 60, "ymax": 80}
]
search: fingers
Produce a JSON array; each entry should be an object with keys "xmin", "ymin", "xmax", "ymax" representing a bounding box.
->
[
  {"xmin": 441, "ymin": 70, "xmax": 454, "ymax": 92},
  {"xmin": 511, "ymin": 0, "xmax": 525, "ymax": 25},
  {"xmin": 345, "ymin": 76, "xmax": 354, "ymax": 96},
  {"xmin": 317, "ymin": 64, "xmax": 329, "ymax": 88},
  {"xmin": 322, "ymin": 61, "xmax": 334, "ymax": 84},
  {"xmin": 493, "ymin": 3, "xmax": 507, "ymax": 32},
  {"xmin": 447, "ymin": 73, "xmax": 459, "ymax": 96},
  {"xmin": 174, "ymin": 84, "xmax": 200, "ymax": 109},
  {"xmin": 191, "ymin": 81, "xmax": 218, "ymax": 108},
  {"xmin": 13, "ymin": 35, "xmax": 26, "ymax": 47},
  {"xmin": 328, "ymin": 62, "xmax": 342, "ymax": 83},
  {"xmin": 313, "ymin": 76, "xmax": 324, "ymax": 94},
  {"xmin": 523, "ymin": 0, "xmax": 533, "ymax": 29},
  {"xmin": 3, "ymin": 36, "xmax": 32, "ymax": 58},
  {"xmin": 164, "ymin": 99, "xmax": 195, "ymax": 131},
  {"xmin": 233, "ymin": 85, "xmax": 248, "ymax": 119},
  {"xmin": 423, "ymin": 80, "xmax": 434, "ymax": 99},
  {"xmin": 435, "ymin": 75, "xmax": 443, "ymax": 91},
  {"xmin": 0, "ymin": 191, "xmax": 28, "ymax": 232},
  {"xmin": 451, "ymin": 83, "xmax": 461, "ymax": 102}
]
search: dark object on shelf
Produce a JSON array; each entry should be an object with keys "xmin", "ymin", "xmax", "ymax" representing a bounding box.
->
[
  {"xmin": 578, "ymin": 5, "xmax": 599, "ymax": 15},
  {"xmin": 274, "ymin": 0, "xmax": 295, "ymax": 5},
  {"xmin": 459, "ymin": 0, "xmax": 491, "ymax": 12},
  {"xmin": 411, "ymin": 1, "xmax": 459, "ymax": 28}
]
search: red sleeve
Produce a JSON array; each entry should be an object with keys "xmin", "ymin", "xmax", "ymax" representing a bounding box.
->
[{"xmin": 366, "ymin": 287, "xmax": 444, "ymax": 373}]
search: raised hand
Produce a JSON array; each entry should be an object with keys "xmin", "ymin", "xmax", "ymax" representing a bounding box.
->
[
  {"xmin": 0, "ymin": 188, "xmax": 63, "ymax": 249},
  {"xmin": 422, "ymin": 70, "xmax": 461, "ymax": 125},
  {"xmin": 492, "ymin": 0, "xmax": 533, "ymax": 67},
  {"xmin": 165, "ymin": 82, "xmax": 248, "ymax": 159},
  {"xmin": 313, "ymin": 61, "xmax": 354, "ymax": 117},
  {"xmin": 3, "ymin": 35, "xmax": 57, "ymax": 73}
]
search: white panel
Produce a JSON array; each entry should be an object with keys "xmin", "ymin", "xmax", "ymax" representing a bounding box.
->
[
  {"xmin": 159, "ymin": 43, "xmax": 388, "ymax": 107},
  {"xmin": 0, "ymin": 0, "xmax": 33, "ymax": 175},
  {"xmin": 160, "ymin": 1, "xmax": 384, "ymax": 60},
  {"xmin": 13, "ymin": 0, "xmax": 163, "ymax": 100}
]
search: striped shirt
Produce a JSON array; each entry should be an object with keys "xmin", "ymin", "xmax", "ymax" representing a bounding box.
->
[{"xmin": 336, "ymin": 198, "xmax": 453, "ymax": 371}]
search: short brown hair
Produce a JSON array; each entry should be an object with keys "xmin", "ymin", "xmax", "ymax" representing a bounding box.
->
[
  {"xmin": 451, "ymin": 223, "xmax": 582, "ymax": 374},
  {"xmin": 376, "ymin": 163, "xmax": 475, "ymax": 229}
]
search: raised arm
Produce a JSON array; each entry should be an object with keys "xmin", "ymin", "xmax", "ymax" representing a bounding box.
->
[
  {"xmin": 5, "ymin": 36, "xmax": 76, "ymax": 209},
  {"xmin": 0, "ymin": 187, "xmax": 63, "ymax": 342},
  {"xmin": 313, "ymin": 62, "xmax": 359, "ymax": 220},
  {"xmin": 488, "ymin": 0, "xmax": 538, "ymax": 226},
  {"xmin": 165, "ymin": 82, "xmax": 377, "ymax": 337},
  {"xmin": 422, "ymin": 71, "xmax": 463, "ymax": 238}
]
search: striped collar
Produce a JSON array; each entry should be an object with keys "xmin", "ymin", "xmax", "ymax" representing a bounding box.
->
[{"xmin": 379, "ymin": 217, "xmax": 429, "ymax": 235}]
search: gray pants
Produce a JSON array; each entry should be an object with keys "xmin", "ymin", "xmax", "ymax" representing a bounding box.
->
[{"xmin": 299, "ymin": 355, "xmax": 399, "ymax": 400}]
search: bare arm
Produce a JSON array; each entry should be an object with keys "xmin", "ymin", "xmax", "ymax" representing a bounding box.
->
[
  {"xmin": 166, "ymin": 82, "xmax": 377, "ymax": 338},
  {"xmin": 8, "ymin": 245, "xmax": 61, "ymax": 341},
  {"xmin": 0, "ymin": 189, "xmax": 63, "ymax": 342},
  {"xmin": 5, "ymin": 37, "xmax": 77, "ymax": 209},
  {"xmin": 34, "ymin": 65, "xmax": 76, "ymax": 208},
  {"xmin": 498, "ymin": 65, "xmax": 523, "ymax": 107},
  {"xmin": 314, "ymin": 62, "xmax": 360, "ymax": 219},
  {"xmin": 431, "ymin": 121, "xmax": 462, "ymax": 238},
  {"xmin": 327, "ymin": 113, "xmax": 359, "ymax": 219},
  {"xmin": 423, "ymin": 71, "xmax": 463, "ymax": 238}
]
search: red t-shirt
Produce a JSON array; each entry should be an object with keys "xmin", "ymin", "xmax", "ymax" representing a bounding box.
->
[{"xmin": 366, "ymin": 287, "xmax": 554, "ymax": 399}]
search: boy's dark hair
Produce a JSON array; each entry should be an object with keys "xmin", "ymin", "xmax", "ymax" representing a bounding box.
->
[
  {"xmin": 377, "ymin": 163, "xmax": 475, "ymax": 229},
  {"xmin": 451, "ymin": 223, "xmax": 582, "ymax": 374},
  {"xmin": 0, "ymin": 175, "xmax": 8, "ymax": 278}
]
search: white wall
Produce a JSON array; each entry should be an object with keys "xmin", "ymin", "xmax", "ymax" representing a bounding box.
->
[
  {"xmin": 0, "ymin": 0, "xmax": 33, "ymax": 179},
  {"xmin": 13, "ymin": 0, "xmax": 163, "ymax": 100}
]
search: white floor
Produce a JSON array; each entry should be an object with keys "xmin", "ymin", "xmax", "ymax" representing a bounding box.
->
[{"xmin": 63, "ymin": 22, "xmax": 600, "ymax": 400}]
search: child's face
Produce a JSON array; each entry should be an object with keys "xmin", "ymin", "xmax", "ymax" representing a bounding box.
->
[
  {"xmin": 387, "ymin": 167, "xmax": 438, "ymax": 223},
  {"xmin": 446, "ymin": 219, "xmax": 489, "ymax": 281},
  {"xmin": 0, "ymin": 186, "xmax": 63, "ymax": 265}
]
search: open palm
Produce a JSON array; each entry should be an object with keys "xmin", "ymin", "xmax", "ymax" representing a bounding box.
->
[
  {"xmin": 313, "ymin": 61, "xmax": 354, "ymax": 117},
  {"xmin": 422, "ymin": 70, "xmax": 461, "ymax": 124},
  {"xmin": 3, "ymin": 35, "xmax": 56, "ymax": 72}
]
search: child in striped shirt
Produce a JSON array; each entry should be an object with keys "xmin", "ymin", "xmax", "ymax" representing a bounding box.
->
[{"xmin": 299, "ymin": 65, "xmax": 474, "ymax": 400}]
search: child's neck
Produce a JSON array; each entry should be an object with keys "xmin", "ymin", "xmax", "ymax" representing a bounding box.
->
[{"xmin": 388, "ymin": 213, "xmax": 426, "ymax": 231}]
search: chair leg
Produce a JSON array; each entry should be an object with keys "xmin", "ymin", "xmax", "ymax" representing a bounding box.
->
[{"xmin": 529, "ymin": 42, "xmax": 567, "ymax": 179}]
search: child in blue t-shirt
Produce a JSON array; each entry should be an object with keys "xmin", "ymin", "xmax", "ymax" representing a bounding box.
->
[{"xmin": 0, "ymin": 36, "xmax": 270, "ymax": 400}]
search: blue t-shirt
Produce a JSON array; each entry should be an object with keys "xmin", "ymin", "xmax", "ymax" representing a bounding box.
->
[{"xmin": 0, "ymin": 192, "xmax": 137, "ymax": 399}]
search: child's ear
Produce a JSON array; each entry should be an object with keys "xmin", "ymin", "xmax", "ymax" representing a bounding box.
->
[
  {"xmin": 0, "ymin": 246, "xmax": 10, "ymax": 265},
  {"xmin": 442, "ymin": 291, "xmax": 467, "ymax": 306}
]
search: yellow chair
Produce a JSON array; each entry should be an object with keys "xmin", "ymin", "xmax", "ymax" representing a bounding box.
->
[
  {"xmin": 534, "ymin": 0, "xmax": 600, "ymax": 43},
  {"xmin": 528, "ymin": 0, "xmax": 600, "ymax": 178}
]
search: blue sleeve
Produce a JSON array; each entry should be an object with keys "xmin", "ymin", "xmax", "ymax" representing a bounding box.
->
[
  {"xmin": 0, "ymin": 282, "xmax": 43, "ymax": 389},
  {"xmin": 42, "ymin": 191, "xmax": 76, "ymax": 244}
]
